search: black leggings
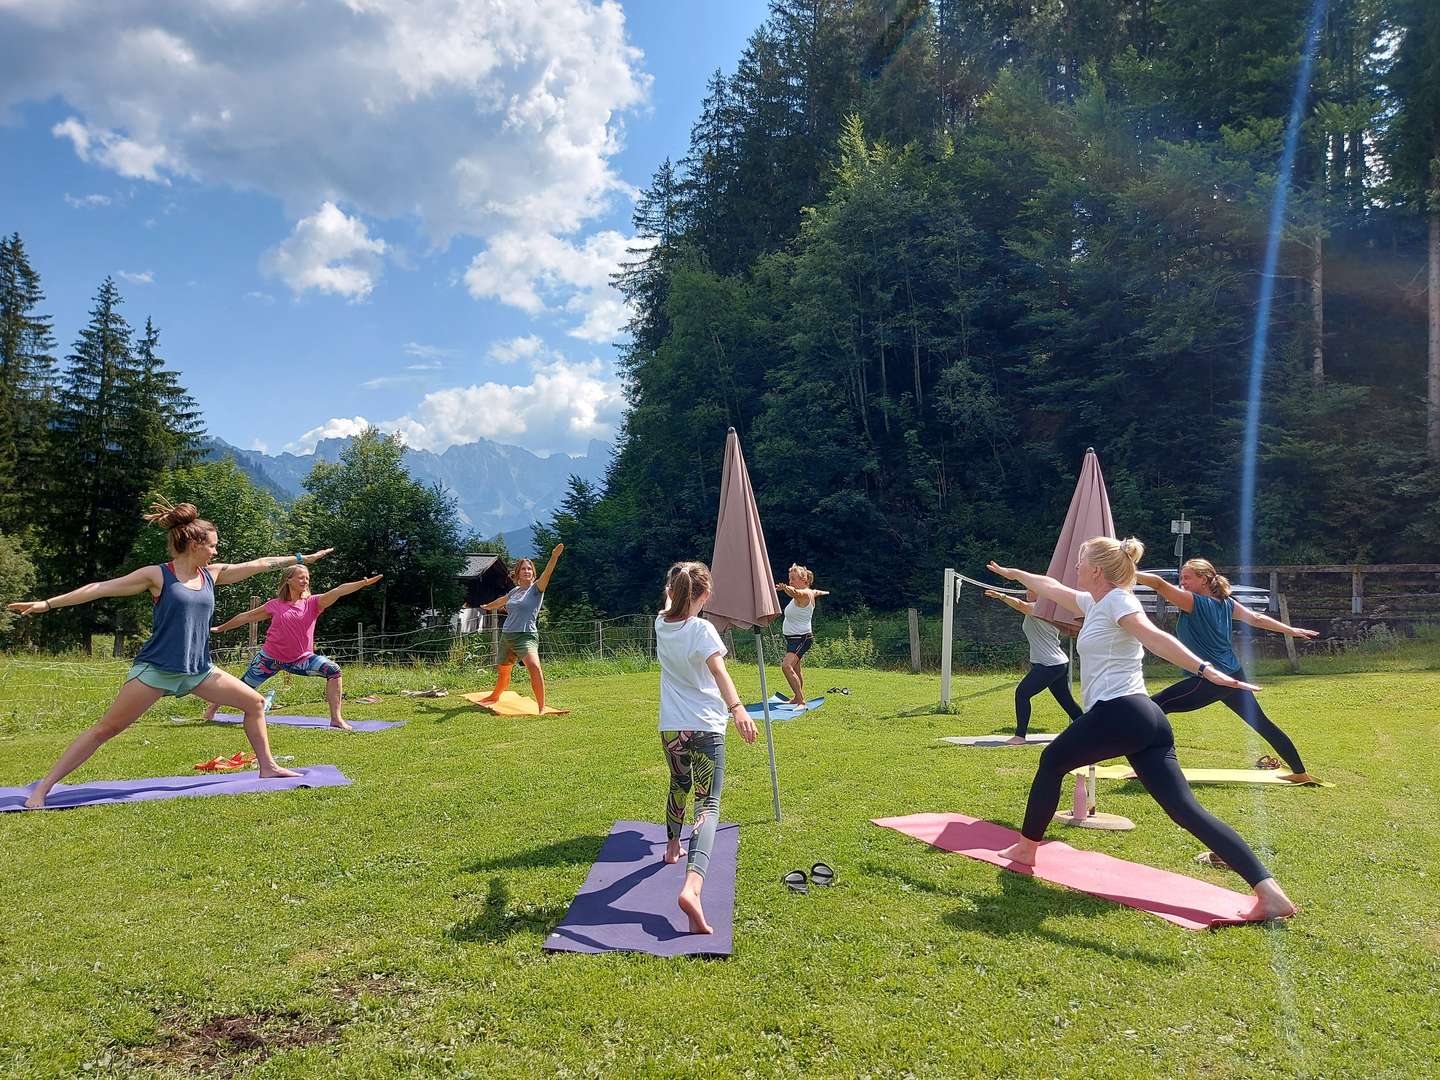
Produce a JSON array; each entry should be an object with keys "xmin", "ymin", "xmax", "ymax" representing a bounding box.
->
[
  {"xmin": 1015, "ymin": 663, "xmax": 1083, "ymax": 737},
  {"xmin": 1151, "ymin": 669, "xmax": 1305, "ymax": 774},
  {"xmin": 1020, "ymin": 694, "xmax": 1271, "ymax": 886}
]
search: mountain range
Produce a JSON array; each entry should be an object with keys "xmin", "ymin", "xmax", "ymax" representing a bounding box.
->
[{"xmin": 203, "ymin": 435, "xmax": 612, "ymax": 557}]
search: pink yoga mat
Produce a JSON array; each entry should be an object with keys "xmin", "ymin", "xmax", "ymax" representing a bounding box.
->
[{"xmin": 871, "ymin": 812, "xmax": 1263, "ymax": 930}]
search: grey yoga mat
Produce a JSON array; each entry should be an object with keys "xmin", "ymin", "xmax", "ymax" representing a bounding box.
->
[
  {"xmin": 212, "ymin": 713, "xmax": 405, "ymax": 732},
  {"xmin": 544, "ymin": 820, "xmax": 738, "ymax": 958},
  {"xmin": 939, "ymin": 733, "xmax": 1059, "ymax": 747}
]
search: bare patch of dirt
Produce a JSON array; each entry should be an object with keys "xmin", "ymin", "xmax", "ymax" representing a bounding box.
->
[{"xmin": 128, "ymin": 1008, "xmax": 341, "ymax": 1077}]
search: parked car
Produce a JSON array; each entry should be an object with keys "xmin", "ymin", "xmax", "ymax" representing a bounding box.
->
[{"xmin": 1133, "ymin": 568, "xmax": 1271, "ymax": 615}]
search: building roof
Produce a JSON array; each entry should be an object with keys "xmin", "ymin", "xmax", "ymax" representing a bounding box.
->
[{"xmin": 459, "ymin": 553, "xmax": 504, "ymax": 579}]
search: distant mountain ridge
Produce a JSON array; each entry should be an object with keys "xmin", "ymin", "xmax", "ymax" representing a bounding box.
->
[{"xmin": 203, "ymin": 435, "xmax": 610, "ymax": 556}]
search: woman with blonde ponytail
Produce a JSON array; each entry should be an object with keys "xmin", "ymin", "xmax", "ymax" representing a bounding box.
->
[
  {"xmin": 1137, "ymin": 559, "xmax": 1319, "ymax": 781},
  {"xmin": 6, "ymin": 499, "xmax": 334, "ymax": 808},
  {"xmin": 986, "ymin": 537, "xmax": 1297, "ymax": 921}
]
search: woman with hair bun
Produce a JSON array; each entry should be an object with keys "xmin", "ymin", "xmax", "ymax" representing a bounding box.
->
[
  {"xmin": 986, "ymin": 537, "xmax": 1296, "ymax": 921},
  {"xmin": 6, "ymin": 500, "xmax": 334, "ymax": 808},
  {"xmin": 775, "ymin": 563, "xmax": 829, "ymax": 707},
  {"xmin": 1138, "ymin": 559, "xmax": 1318, "ymax": 781},
  {"xmin": 474, "ymin": 543, "xmax": 565, "ymax": 713}
]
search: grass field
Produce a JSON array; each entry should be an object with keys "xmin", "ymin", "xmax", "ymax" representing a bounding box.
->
[{"xmin": 1, "ymin": 657, "xmax": 1437, "ymax": 1078}]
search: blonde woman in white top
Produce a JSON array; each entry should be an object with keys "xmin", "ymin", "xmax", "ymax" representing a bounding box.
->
[
  {"xmin": 775, "ymin": 564, "xmax": 829, "ymax": 707},
  {"xmin": 986, "ymin": 538, "xmax": 1296, "ymax": 921}
]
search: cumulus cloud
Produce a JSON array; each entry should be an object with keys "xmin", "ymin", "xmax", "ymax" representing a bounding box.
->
[
  {"xmin": 285, "ymin": 415, "xmax": 374, "ymax": 454},
  {"xmin": 63, "ymin": 192, "xmax": 111, "ymax": 208},
  {"xmin": 3, "ymin": 0, "xmax": 651, "ymax": 319},
  {"xmin": 288, "ymin": 356, "xmax": 621, "ymax": 456},
  {"xmin": 465, "ymin": 229, "xmax": 651, "ymax": 341},
  {"xmin": 117, "ymin": 269, "xmax": 155, "ymax": 284},
  {"xmin": 262, "ymin": 202, "xmax": 386, "ymax": 300},
  {"xmin": 487, "ymin": 334, "xmax": 547, "ymax": 364}
]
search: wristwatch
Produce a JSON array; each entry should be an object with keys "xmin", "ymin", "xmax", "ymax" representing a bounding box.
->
[{"xmin": 1196, "ymin": 661, "xmax": 1210, "ymax": 677}]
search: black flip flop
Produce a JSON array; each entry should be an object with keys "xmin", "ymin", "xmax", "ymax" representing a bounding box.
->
[
  {"xmin": 783, "ymin": 869, "xmax": 808, "ymax": 894},
  {"xmin": 825, "ymin": 687, "xmax": 851, "ymax": 695},
  {"xmin": 809, "ymin": 862, "xmax": 835, "ymax": 887}
]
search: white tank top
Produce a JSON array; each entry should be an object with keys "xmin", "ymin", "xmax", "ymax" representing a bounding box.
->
[{"xmin": 782, "ymin": 596, "xmax": 815, "ymax": 636}]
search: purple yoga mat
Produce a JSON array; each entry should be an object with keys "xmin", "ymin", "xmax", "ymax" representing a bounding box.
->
[
  {"xmin": 0, "ymin": 765, "xmax": 351, "ymax": 812},
  {"xmin": 544, "ymin": 820, "xmax": 739, "ymax": 958},
  {"xmin": 213, "ymin": 713, "xmax": 405, "ymax": 732}
]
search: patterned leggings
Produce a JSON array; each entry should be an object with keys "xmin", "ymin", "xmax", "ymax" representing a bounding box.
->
[{"xmin": 661, "ymin": 729, "xmax": 726, "ymax": 878}]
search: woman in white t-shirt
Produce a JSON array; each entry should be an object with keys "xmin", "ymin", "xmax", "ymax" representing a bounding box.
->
[
  {"xmin": 985, "ymin": 537, "xmax": 1296, "ymax": 921},
  {"xmin": 655, "ymin": 561, "xmax": 758, "ymax": 934},
  {"xmin": 775, "ymin": 563, "xmax": 829, "ymax": 706},
  {"xmin": 984, "ymin": 588, "xmax": 1082, "ymax": 743}
]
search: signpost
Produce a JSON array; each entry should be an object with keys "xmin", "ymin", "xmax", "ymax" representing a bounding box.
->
[{"xmin": 1171, "ymin": 513, "xmax": 1191, "ymax": 563}]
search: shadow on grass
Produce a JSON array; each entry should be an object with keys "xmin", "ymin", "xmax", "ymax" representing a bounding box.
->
[
  {"xmin": 461, "ymin": 834, "xmax": 609, "ymax": 874},
  {"xmin": 884, "ymin": 682, "xmax": 1013, "ymax": 719},
  {"xmin": 863, "ymin": 861, "xmax": 1180, "ymax": 968},
  {"xmin": 447, "ymin": 876, "xmax": 568, "ymax": 944}
]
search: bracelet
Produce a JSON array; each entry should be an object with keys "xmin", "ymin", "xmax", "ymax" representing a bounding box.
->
[
  {"xmin": 295, "ymin": 553, "xmax": 304, "ymax": 564},
  {"xmin": 1196, "ymin": 662, "xmax": 1210, "ymax": 677},
  {"xmin": 726, "ymin": 701, "xmax": 743, "ymax": 711}
]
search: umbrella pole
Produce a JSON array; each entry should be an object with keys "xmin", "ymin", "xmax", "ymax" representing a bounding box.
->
[{"xmin": 754, "ymin": 629, "xmax": 782, "ymax": 823}]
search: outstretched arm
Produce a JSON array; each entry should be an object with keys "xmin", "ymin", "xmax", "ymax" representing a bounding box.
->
[
  {"xmin": 212, "ymin": 605, "xmax": 272, "ymax": 634},
  {"xmin": 1232, "ymin": 602, "xmax": 1319, "ymax": 639},
  {"xmin": 535, "ymin": 543, "xmax": 565, "ymax": 592},
  {"xmin": 212, "ymin": 548, "xmax": 334, "ymax": 586},
  {"xmin": 1134, "ymin": 571, "xmax": 1195, "ymax": 613},
  {"xmin": 986, "ymin": 560, "xmax": 1086, "ymax": 618},
  {"xmin": 984, "ymin": 589, "xmax": 1037, "ymax": 616},
  {"xmin": 317, "ymin": 574, "xmax": 383, "ymax": 612},
  {"xmin": 479, "ymin": 594, "xmax": 510, "ymax": 613},
  {"xmin": 7, "ymin": 566, "xmax": 162, "ymax": 615},
  {"xmin": 1119, "ymin": 612, "xmax": 1259, "ymax": 690}
]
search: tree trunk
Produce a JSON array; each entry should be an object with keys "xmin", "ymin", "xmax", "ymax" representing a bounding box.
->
[
  {"xmin": 1311, "ymin": 234, "xmax": 1324, "ymax": 383},
  {"xmin": 1429, "ymin": 203, "xmax": 1439, "ymax": 461}
]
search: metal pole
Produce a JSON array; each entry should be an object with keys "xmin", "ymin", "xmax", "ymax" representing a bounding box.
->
[
  {"xmin": 755, "ymin": 629, "xmax": 781, "ymax": 822},
  {"xmin": 940, "ymin": 568, "xmax": 956, "ymax": 707}
]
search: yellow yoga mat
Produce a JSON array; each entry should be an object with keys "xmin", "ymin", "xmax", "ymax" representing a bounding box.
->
[
  {"xmin": 462, "ymin": 690, "xmax": 570, "ymax": 716},
  {"xmin": 1073, "ymin": 765, "xmax": 1331, "ymax": 787}
]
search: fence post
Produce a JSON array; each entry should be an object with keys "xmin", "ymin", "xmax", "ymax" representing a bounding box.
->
[
  {"xmin": 357, "ymin": 623, "xmax": 365, "ymax": 667},
  {"xmin": 907, "ymin": 608, "xmax": 921, "ymax": 673},
  {"xmin": 1351, "ymin": 569, "xmax": 1364, "ymax": 614},
  {"xmin": 940, "ymin": 568, "xmax": 956, "ymax": 707},
  {"xmin": 596, "ymin": 619, "xmax": 604, "ymax": 658},
  {"xmin": 491, "ymin": 615, "xmax": 500, "ymax": 667},
  {"xmin": 1277, "ymin": 593, "xmax": 1301, "ymax": 674},
  {"xmin": 248, "ymin": 595, "xmax": 260, "ymax": 651},
  {"xmin": 647, "ymin": 617, "xmax": 654, "ymax": 662}
]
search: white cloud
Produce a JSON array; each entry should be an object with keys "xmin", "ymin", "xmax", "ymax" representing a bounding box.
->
[
  {"xmin": 262, "ymin": 202, "xmax": 386, "ymax": 301},
  {"xmin": 63, "ymin": 192, "xmax": 110, "ymax": 208},
  {"xmin": 402, "ymin": 342, "xmax": 456, "ymax": 363},
  {"xmin": 290, "ymin": 356, "xmax": 621, "ymax": 456},
  {"xmin": 285, "ymin": 415, "xmax": 373, "ymax": 454},
  {"xmin": 360, "ymin": 374, "xmax": 427, "ymax": 390},
  {"xmin": 487, "ymin": 334, "xmax": 547, "ymax": 364},
  {"xmin": 4, "ymin": 1, "xmax": 650, "ymax": 320},
  {"xmin": 465, "ymin": 229, "xmax": 651, "ymax": 342},
  {"xmin": 117, "ymin": 269, "xmax": 154, "ymax": 284},
  {"xmin": 244, "ymin": 290, "xmax": 276, "ymax": 304}
]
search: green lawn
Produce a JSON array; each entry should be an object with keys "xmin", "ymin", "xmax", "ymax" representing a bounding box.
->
[{"xmin": 1, "ymin": 659, "xmax": 1437, "ymax": 1078}]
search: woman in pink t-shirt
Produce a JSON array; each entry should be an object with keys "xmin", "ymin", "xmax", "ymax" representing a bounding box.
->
[{"xmin": 206, "ymin": 565, "xmax": 381, "ymax": 730}]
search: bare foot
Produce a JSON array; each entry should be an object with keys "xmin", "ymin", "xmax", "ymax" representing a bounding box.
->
[
  {"xmin": 1004, "ymin": 735, "xmax": 1028, "ymax": 745},
  {"xmin": 23, "ymin": 788, "xmax": 47, "ymax": 810},
  {"xmin": 789, "ymin": 696, "xmax": 804, "ymax": 706},
  {"xmin": 477, "ymin": 694, "xmax": 499, "ymax": 705},
  {"xmin": 677, "ymin": 887, "xmax": 713, "ymax": 934},
  {"xmin": 330, "ymin": 718, "xmax": 355, "ymax": 731},
  {"xmin": 202, "ymin": 703, "xmax": 219, "ymax": 722},
  {"xmin": 1280, "ymin": 772, "xmax": 1316, "ymax": 785},
  {"xmin": 258, "ymin": 765, "xmax": 303, "ymax": 780},
  {"xmin": 664, "ymin": 839, "xmax": 685, "ymax": 864},
  {"xmin": 1245, "ymin": 879, "xmax": 1297, "ymax": 921},
  {"xmin": 997, "ymin": 839, "xmax": 1039, "ymax": 866}
]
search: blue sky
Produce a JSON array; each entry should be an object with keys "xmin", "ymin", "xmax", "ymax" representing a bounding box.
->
[{"xmin": 0, "ymin": 0, "xmax": 771, "ymax": 458}]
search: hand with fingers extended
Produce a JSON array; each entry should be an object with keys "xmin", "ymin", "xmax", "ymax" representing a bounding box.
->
[
  {"xmin": 304, "ymin": 548, "xmax": 335, "ymax": 564},
  {"xmin": 736, "ymin": 714, "xmax": 758, "ymax": 744},
  {"xmin": 986, "ymin": 559, "xmax": 1020, "ymax": 581},
  {"xmin": 6, "ymin": 599, "xmax": 50, "ymax": 617}
]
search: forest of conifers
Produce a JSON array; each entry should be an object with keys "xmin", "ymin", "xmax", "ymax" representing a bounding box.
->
[{"xmin": 534, "ymin": 0, "xmax": 1440, "ymax": 617}]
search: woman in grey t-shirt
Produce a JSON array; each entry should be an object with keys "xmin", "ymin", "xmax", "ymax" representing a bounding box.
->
[
  {"xmin": 985, "ymin": 589, "xmax": 1082, "ymax": 742},
  {"xmin": 476, "ymin": 544, "xmax": 565, "ymax": 712}
]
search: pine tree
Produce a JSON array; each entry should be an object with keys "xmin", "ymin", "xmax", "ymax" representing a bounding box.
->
[
  {"xmin": 128, "ymin": 317, "xmax": 205, "ymax": 478},
  {"xmin": 0, "ymin": 233, "xmax": 57, "ymax": 533}
]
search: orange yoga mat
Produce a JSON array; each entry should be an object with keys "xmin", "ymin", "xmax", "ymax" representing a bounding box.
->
[{"xmin": 462, "ymin": 690, "xmax": 570, "ymax": 716}]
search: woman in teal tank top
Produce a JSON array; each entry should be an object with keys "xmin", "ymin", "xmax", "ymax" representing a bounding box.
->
[
  {"xmin": 1138, "ymin": 559, "xmax": 1321, "ymax": 782},
  {"xmin": 6, "ymin": 500, "xmax": 334, "ymax": 809}
]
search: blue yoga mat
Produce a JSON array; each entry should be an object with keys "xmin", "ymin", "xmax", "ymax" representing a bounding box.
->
[
  {"xmin": 0, "ymin": 765, "xmax": 351, "ymax": 812},
  {"xmin": 544, "ymin": 820, "xmax": 738, "ymax": 957},
  {"xmin": 745, "ymin": 696, "xmax": 824, "ymax": 721},
  {"xmin": 213, "ymin": 713, "xmax": 405, "ymax": 732}
]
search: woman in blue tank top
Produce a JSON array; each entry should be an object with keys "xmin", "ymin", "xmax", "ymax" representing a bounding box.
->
[
  {"xmin": 7, "ymin": 500, "xmax": 333, "ymax": 808},
  {"xmin": 1138, "ymin": 559, "xmax": 1320, "ymax": 782}
]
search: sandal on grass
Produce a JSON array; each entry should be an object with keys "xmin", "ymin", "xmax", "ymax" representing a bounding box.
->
[
  {"xmin": 1255, "ymin": 755, "xmax": 1285, "ymax": 770},
  {"xmin": 809, "ymin": 862, "xmax": 835, "ymax": 887},
  {"xmin": 783, "ymin": 870, "xmax": 809, "ymax": 894}
]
